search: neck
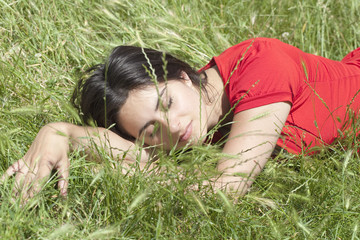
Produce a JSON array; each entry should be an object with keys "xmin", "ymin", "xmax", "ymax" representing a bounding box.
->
[{"xmin": 203, "ymin": 66, "xmax": 232, "ymax": 131}]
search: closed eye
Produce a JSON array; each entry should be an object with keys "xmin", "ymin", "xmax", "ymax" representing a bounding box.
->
[
  {"xmin": 167, "ymin": 97, "xmax": 173, "ymax": 109},
  {"xmin": 160, "ymin": 96, "xmax": 173, "ymax": 112}
]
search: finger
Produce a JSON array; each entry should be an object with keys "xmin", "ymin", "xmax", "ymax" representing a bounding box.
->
[
  {"xmin": 26, "ymin": 161, "xmax": 53, "ymax": 200},
  {"xmin": 56, "ymin": 157, "xmax": 70, "ymax": 197},
  {"xmin": 18, "ymin": 159, "xmax": 40, "ymax": 198},
  {"xmin": 13, "ymin": 163, "xmax": 31, "ymax": 196},
  {"xmin": 13, "ymin": 155, "xmax": 42, "ymax": 196},
  {"xmin": 19, "ymin": 170, "xmax": 38, "ymax": 202},
  {"xmin": 0, "ymin": 159, "xmax": 26, "ymax": 183}
]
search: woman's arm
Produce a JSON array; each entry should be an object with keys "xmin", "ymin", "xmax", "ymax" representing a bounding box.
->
[
  {"xmin": 66, "ymin": 122, "xmax": 149, "ymax": 163},
  {"xmin": 0, "ymin": 122, "xmax": 150, "ymax": 200},
  {"xmin": 213, "ymin": 101, "xmax": 291, "ymax": 195}
]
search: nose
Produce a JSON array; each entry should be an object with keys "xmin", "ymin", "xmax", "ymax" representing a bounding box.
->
[
  {"xmin": 157, "ymin": 112, "xmax": 181, "ymax": 134},
  {"xmin": 168, "ymin": 120, "xmax": 181, "ymax": 134}
]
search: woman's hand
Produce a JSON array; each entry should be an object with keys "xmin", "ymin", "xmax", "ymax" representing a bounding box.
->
[
  {"xmin": 1, "ymin": 122, "xmax": 71, "ymax": 201},
  {"xmin": 0, "ymin": 121, "xmax": 150, "ymax": 202}
]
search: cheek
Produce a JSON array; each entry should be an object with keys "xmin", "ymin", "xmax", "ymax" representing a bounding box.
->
[{"xmin": 178, "ymin": 89, "xmax": 201, "ymax": 111}]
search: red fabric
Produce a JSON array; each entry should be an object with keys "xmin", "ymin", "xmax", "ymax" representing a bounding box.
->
[{"xmin": 200, "ymin": 38, "xmax": 360, "ymax": 154}]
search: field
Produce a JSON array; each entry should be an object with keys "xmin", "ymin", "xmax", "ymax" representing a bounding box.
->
[{"xmin": 1, "ymin": 0, "xmax": 360, "ymax": 239}]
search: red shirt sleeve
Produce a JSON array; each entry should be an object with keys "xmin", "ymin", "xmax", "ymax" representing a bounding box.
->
[{"xmin": 201, "ymin": 38, "xmax": 303, "ymax": 114}]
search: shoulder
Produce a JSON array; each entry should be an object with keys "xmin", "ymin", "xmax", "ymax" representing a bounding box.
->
[
  {"xmin": 213, "ymin": 38, "xmax": 302, "ymax": 79},
  {"xmin": 217, "ymin": 38, "xmax": 291, "ymax": 59},
  {"xmin": 199, "ymin": 38, "xmax": 288, "ymax": 72},
  {"xmin": 214, "ymin": 38, "xmax": 304, "ymax": 113},
  {"xmin": 214, "ymin": 38, "xmax": 302, "ymax": 87}
]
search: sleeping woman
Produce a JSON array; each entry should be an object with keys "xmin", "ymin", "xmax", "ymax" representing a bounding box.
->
[{"xmin": 2, "ymin": 38, "xmax": 360, "ymax": 200}]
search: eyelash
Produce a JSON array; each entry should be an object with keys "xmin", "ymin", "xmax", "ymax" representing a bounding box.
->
[{"xmin": 167, "ymin": 97, "xmax": 173, "ymax": 109}]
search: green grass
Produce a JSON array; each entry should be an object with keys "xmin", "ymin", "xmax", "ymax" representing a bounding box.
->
[{"xmin": 1, "ymin": 0, "xmax": 360, "ymax": 239}]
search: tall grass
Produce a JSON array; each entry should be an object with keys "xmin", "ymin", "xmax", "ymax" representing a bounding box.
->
[{"xmin": 1, "ymin": 0, "xmax": 360, "ymax": 239}]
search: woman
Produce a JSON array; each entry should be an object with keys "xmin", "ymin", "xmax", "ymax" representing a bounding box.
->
[{"xmin": 2, "ymin": 38, "xmax": 360, "ymax": 200}]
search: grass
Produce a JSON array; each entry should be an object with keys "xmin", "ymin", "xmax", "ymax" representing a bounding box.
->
[{"xmin": 1, "ymin": 0, "xmax": 360, "ymax": 239}]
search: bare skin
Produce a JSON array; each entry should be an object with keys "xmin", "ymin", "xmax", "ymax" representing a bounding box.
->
[
  {"xmin": 1, "ymin": 66, "xmax": 291, "ymax": 201},
  {"xmin": 0, "ymin": 122, "xmax": 150, "ymax": 201}
]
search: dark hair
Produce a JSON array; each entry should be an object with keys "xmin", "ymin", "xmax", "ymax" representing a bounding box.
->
[{"xmin": 72, "ymin": 46, "xmax": 207, "ymax": 140}]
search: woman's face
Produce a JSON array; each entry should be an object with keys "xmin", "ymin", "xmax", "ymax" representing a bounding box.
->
[{"xmin": 118, "ymin": 76, "xmax": 209, "ymax": 150}]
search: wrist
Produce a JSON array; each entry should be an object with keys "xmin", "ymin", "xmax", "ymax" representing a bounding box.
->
[{"xmin": 45, "ymin": 122, "xmax": 74, "ymax": 138}]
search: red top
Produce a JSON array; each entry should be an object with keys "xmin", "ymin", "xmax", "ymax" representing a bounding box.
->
[{"xmin": 201, "ymin": 38, "xmax": 360, "ymax": 154}]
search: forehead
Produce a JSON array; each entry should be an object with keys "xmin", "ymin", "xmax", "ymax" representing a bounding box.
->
[
  {"xmin": 130, "ymin": 82, "xmax": 168, "ymax": 103},
  {"xmin": 120, "ymin": 85, "xmax": 158, "ymax": 116},
  {"xmin": 122, "ymin": 80, "xmax": 179, "ymax": 108},
  {"xmin": 117, "ymin": 83, "xmax": 166, "ymax": 134}
]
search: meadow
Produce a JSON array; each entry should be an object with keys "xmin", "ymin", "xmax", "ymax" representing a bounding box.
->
[{"xmin": 1, "ymin": 0, "xmax": 360, "ymax": 239}]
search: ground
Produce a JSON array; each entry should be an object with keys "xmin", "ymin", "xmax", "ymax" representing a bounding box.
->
[{"xmin": 0, "ymin": 0, "xmax": 360, "ymax": 239}]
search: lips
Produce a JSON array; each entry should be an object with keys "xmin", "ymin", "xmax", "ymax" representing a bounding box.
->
[{"xmin": 180, "ymin": 121, "xmax": 192, "ymax": 142}]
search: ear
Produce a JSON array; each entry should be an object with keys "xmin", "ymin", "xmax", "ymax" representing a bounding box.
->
[{"xmin": 180, "ymin": 71, "xmax": 193, "ymax": 87}]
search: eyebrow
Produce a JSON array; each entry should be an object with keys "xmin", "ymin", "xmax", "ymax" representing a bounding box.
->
[{"xmin": 138, "ymin": 86, "xmax": 167, "ymax": 137}]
